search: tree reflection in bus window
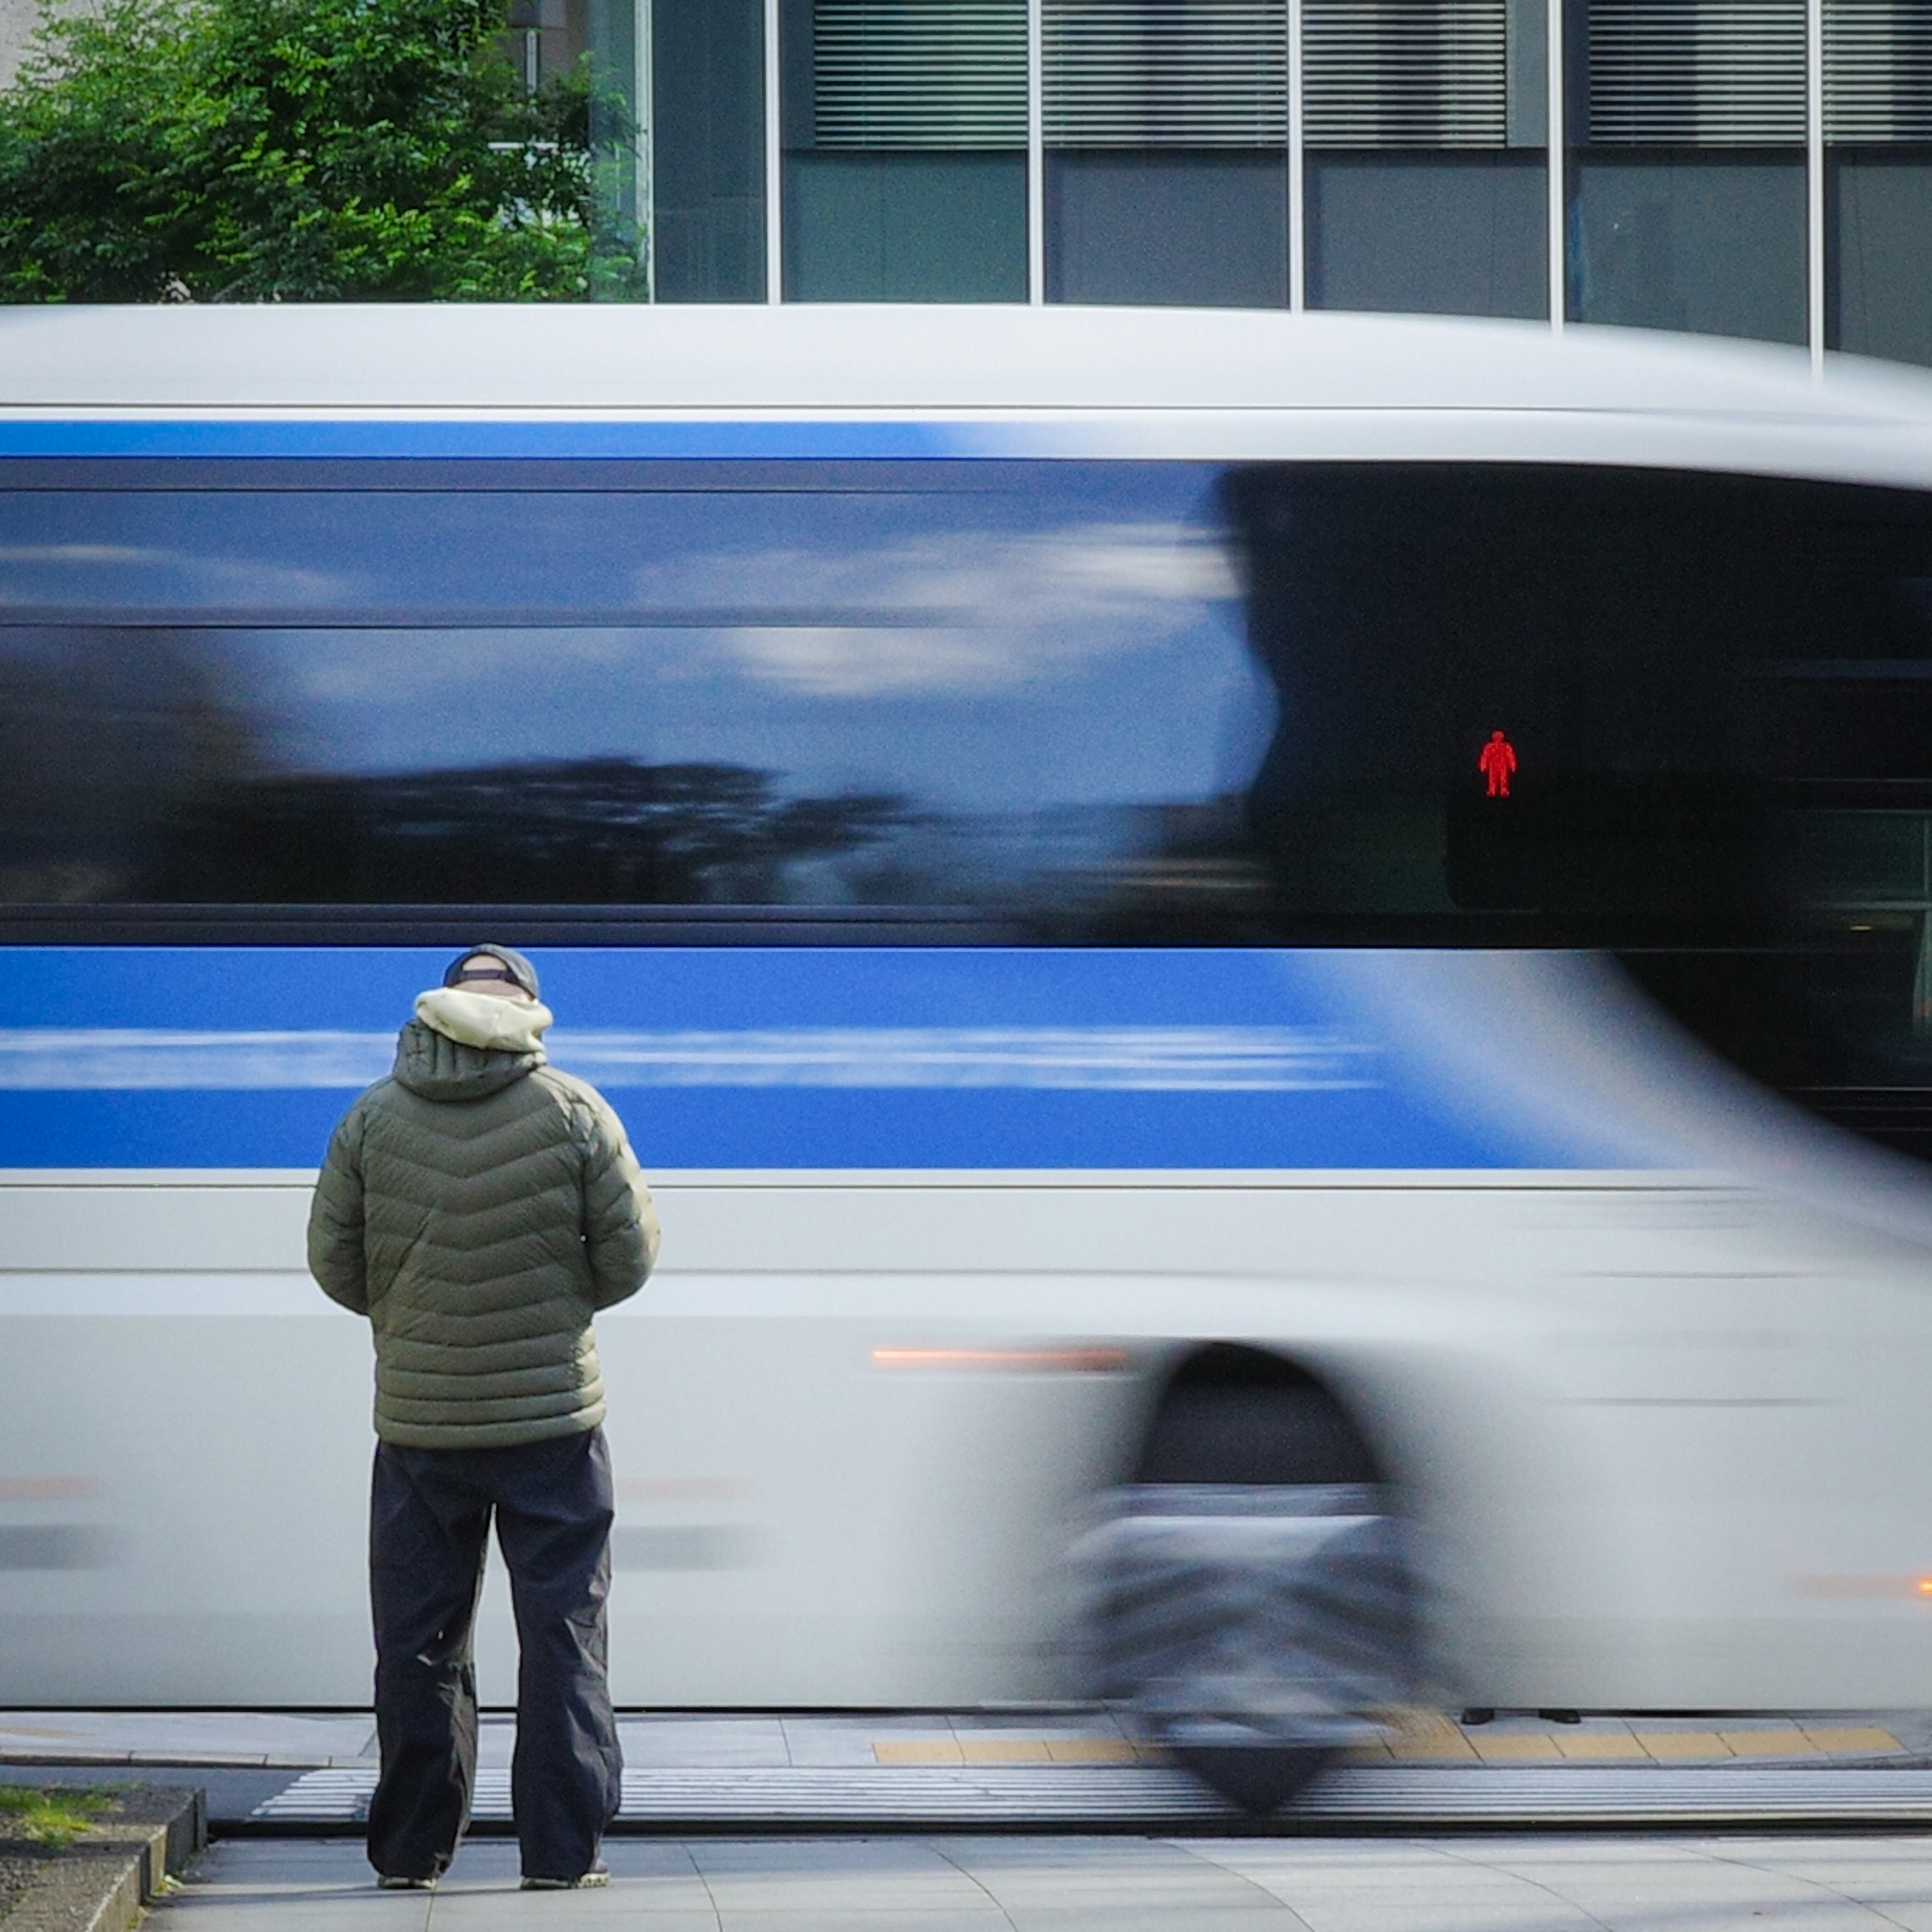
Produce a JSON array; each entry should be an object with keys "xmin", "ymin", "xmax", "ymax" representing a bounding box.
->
[{"xmin": 0, "ymin": 466, "xmax": 1276, "ymax": 929}]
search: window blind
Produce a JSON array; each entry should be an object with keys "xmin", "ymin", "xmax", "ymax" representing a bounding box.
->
[
  {"xmin": 1588, "ymin": 0, "xmax": 1806, "ymax": 143},
  {"xmin": 1304, "ymin": 0, "xmax": 1509, "ymax": 146},
  {"xmin": 1825, "ymin": 0, "xmax": 1932, "ymax": 140},
  {"xmin": 812, "ymin": 0, "xmax": 1027, "ymax": 150},
  {"xmin": 1043, "ymin": 0, "xmax": 1291, "ymax": 146}
]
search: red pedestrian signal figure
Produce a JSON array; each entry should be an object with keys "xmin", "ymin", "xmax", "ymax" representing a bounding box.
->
[{"xmin": 1479, "ymin": 729, "xmax": 1517, "ymax": 798}]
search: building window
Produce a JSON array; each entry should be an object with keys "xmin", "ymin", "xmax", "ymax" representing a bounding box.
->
[
  {"xmin": 506, "ymin": 0, "xmax": 589, "ymax": 97},
  {"xmin": 781, "ymin": 0, "xmax": 1029, "ymax": 302},
  {"xmin": 1567, "ymin": 0, "xmax": 1807, "ymax": 343},
  {"xmin": 1045, "ymin": 0, "xmax": 1291, "ymax": 307},
  {"xmin": 1825, "ymin": 0, "xmax": 1932, "ymax": 366},
  {"xmin": 651, "ymin": 0, "xmax": 768, "ymax": 301},
  {"xmin": 1304, "ymin": 0, "xmax": 1547, "ymax": 318}
]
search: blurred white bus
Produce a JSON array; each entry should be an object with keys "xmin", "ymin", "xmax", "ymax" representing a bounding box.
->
[{"xmin": 3, "ymin": 304, "xmax": 1932, "ymax": 1806}]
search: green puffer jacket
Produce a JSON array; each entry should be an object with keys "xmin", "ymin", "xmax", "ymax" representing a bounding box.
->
[{"xmin": 307, "ymin": 1008, "xmax": 660, "ymax": 1450}]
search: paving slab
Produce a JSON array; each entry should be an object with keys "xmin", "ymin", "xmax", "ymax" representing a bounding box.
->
[
  {"xmin": 617, "ymin": 1719, "xmax": 789, "ymax": 1770},
  {"xmin": 774, "ymin": 1719, "xmax": 899, "ymax": 1769},
  {"xmin": 152, "ymin": 1832, "xmax": 1932, "ymax": 1932},
  {"xmin": 0, "ymin": 1712, "xmax": 374, "ymax": 1767}
]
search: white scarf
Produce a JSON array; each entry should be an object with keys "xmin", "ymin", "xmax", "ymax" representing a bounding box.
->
[{"xmin": 414, "ymin": 985, "xmax": 554, "ymax": 1054}]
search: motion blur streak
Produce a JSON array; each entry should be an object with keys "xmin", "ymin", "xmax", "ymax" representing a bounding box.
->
[
  {"xmin": 0, "ymin": 1476, "xmax": 94, "ymax": 1501},
  {"xmin": 871, "ymin": 1348, "xmax": 1134, "ymax": 1373},
  {"xmin": 0, "ymin": 1026, "xmax": 1375, "ymax": 1093},
  {"xmin": 1794, "ymin": 1576, "xmax": 1932, "ymax": 1599}
]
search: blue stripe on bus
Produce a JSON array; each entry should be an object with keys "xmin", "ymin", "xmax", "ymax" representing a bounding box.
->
[
  {"xmin": 0, "ymin": 946, "xmax": 1602, "ymax": 1171},
  {"xmin": 0, "ymin": 420, "xmax": 1017, "ymax": 461}
]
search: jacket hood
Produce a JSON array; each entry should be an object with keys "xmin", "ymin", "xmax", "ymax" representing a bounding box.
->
[
  {"xmin": 415, "ymin": 984, "xmax": 554, "ymax": 1053},
  {"xmin": 392, "ymin": 988, "xmax": 551, "ymax": 1102}
]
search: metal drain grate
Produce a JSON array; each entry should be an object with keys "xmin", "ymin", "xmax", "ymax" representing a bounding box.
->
[{"xmin": 251, "ymin": 1764, "xmax": 1932, "ymax": 1830}]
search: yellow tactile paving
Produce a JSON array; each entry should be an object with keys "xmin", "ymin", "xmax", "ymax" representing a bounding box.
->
[
  {"xmin": 1719, "ymin": 1729, "xmax": 1816, "ymax": 1757},
  {"xmin": 872, "ymin": 1740, "xmax": 961, "ymax": 1764},
  {"xmin": 1383, "ymin": 1710, "xmax": 1479, "ymax": 1760},
  {"xmin": 1469, "ymin": 1733, "xmax": 1564, "ymax": 1761},
  {"xmin": 1043, "ymin": 1739, "xmax": 1140, "ymax": 1763},
  {"xmin": 1804, "ymin": 1726, "xmax": 1903, "ymax": 1754},
  {"xmin": 1555, "ymin": 1731, "xmax": 1648, "ymax": 1759},
  {"xmin": 1634, "ymin": 1732, "xmax": 1730, "ymax": 1758},
  {"xmin": 873, "ymin": 1719, "xmax": 1910, "ymax": 1769},
  {"xmin": 873, "ymin": 1738, "xmax": 1149, "ymax": 1765}
]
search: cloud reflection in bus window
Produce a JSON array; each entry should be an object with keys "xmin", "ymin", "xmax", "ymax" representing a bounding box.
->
[{"xmin": 0, "ymin": 464, "xmax": 1277, "ymax": 930}]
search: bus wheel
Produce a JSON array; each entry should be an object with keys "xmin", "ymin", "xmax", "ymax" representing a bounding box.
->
[
  {"xmin": 1166, "ymin": 1741, "xmax": 1336, "ymax": 1816},
  {"xmin": 1082, "ymin": 1348, "xmax": 1407, "ymax": 1817}
]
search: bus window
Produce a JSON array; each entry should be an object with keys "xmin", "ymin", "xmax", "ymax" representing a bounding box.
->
[
  {"xmin": 1221, "ymin": 463, "xmax": 1932, "ymax": 1159},
  {"xmin": 0, "ymin": 464, "xmax": 1273, "ymax": 933}
]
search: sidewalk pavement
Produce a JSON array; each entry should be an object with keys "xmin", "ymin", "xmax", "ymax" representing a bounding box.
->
[
  {"xmin": 152, "ymin": 1829, "xmax": 1932, "ymax": 1932},
  {"xmin": 3, "ymin": 1708, "xmax": 1927, "ymax": 1775}
]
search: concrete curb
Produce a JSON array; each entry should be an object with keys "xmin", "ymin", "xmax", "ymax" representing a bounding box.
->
[{"xmin": 2, "ymin": 1787, "xmax": 205, "ymax": 1932}]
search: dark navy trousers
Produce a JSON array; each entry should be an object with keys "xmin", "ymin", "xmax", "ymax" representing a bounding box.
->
[{"xmin": 366, "ymin": 1428, "xmax": 621, "ymax": 1883}]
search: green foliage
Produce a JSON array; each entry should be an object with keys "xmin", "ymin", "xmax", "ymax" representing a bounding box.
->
[
  {"xmin": 0, "ymin": 1785, "xmax": 112, "ymax": 1848},
  {"xmin": 0, "ymin": 0, "xmax": 644, "ymax": 301}
]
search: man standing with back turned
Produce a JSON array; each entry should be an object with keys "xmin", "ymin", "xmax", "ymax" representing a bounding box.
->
[{"xmin": 309, "ymin": 945, "xmax": 660, "ymax": 1892}]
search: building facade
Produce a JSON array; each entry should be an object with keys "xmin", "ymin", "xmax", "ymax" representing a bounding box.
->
[
  {"xmin": 2, "ymin": 0, "xmax": 1924, "ymax": 364},
  {"xmin": 615, "ymin": 0, "xmax": 1931, "ymax": 367},
  {"xmin": 0, "ymin": 0, "xmax": 44, "ymax": 92}
]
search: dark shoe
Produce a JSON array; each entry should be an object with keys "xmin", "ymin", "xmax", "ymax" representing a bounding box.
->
[
  {"xmin": 376, "ymin": 1874, "xmax": 438, "ymax": 1891},
  {"xmin": 521, "ymin": 1865, "xmax": 608, "ymax": 1891}
]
